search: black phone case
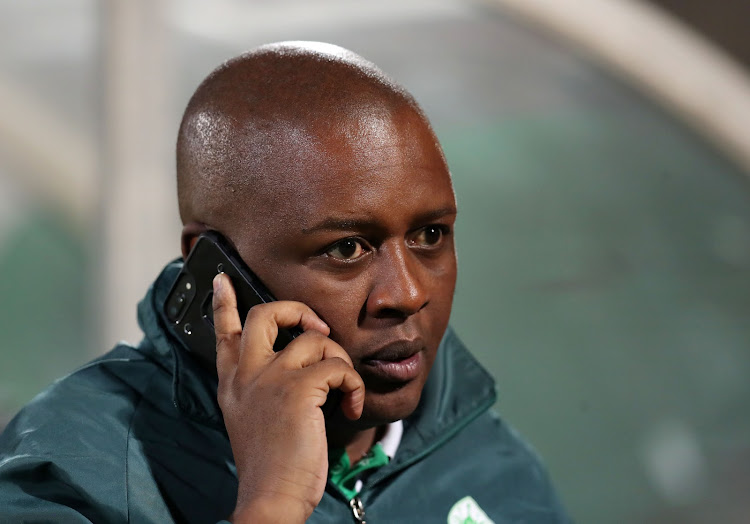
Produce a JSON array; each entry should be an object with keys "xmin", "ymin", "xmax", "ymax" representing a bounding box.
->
[{"xmin": 163, "ymin": 231, "xmax": 301, "ymax": 364}]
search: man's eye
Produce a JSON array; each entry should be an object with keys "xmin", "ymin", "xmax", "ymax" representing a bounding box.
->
[
  {"xmin": 412, "ymin": 225, "xmax": 446, "ymax": 247},
  {"xmin": 326, "ymin": 238, "xmax": 365, "ymax": 261}
]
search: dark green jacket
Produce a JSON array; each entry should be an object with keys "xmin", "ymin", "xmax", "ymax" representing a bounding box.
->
[{"xmin": 0, "ymin": 261, "xmax": 570, "ymax": 523}]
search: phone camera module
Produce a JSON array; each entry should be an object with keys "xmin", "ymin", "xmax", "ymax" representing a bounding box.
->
[
  {"xmin": 165, "ymin": 273, "xmax": 196, "ymax": 323},
  {"xmin": 167, "ymin": 293, "xmax": 186, "ymax": 321}
]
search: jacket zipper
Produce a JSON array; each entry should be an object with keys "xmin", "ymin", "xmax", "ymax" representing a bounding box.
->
[{"xmin": 349, "ymin": 496, "xmax": 366, "ymax": 523}]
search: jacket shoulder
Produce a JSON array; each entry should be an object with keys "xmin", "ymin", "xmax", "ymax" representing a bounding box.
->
[
  {"xmin": 386, "ymin": 409, "xmax": 572, "ymax": 523},
  {"xmin": 2, "ymin": 344, "xmax": 166, "ymax": 452},
  {"xmin": 448, "ymin": 409, "xmax": 571, "ymax": 522},
  {"xmin": 0, "ymin": 343, "xmax": 170, "ymax": 522}
]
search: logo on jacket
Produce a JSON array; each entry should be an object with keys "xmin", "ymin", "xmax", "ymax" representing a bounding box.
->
[{"xmin": 447, "ymin": 495, "xmax": 494, "ymax": 524}]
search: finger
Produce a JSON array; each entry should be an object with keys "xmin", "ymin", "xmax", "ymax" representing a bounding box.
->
[
  {"xmin": 239, "ymin": 301, "xmax": 330, "ymax": 371},
  {"xmin": 275, "ymin": 330, "xmax": 354, "ymax": 370},
  {"xmin": 212, "ymin": 273, "xmax": 242, "ymax": 376},
  {"xmin": 301, "ymin": 359, "xmax": 365, "ymax": 421}
]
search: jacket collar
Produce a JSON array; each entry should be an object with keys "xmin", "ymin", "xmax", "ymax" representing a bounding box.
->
[
  {"xmin": 392, "ymin": 326, "xmax": 497, "ymax": 470},
  {"xmin": 137, "ymin": 260, "xmax": 225, "ymax": 429},
  {"xmin": 137, "ymin": 260, "xmax": 498, "ymax": 441}
]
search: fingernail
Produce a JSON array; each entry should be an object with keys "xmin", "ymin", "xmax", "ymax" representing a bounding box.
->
[{"xmin": 213, "ymin": 273, "xmax": 222, "ymax": 293}]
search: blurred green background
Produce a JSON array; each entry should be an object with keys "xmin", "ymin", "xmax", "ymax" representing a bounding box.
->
[{"xmin": 2, "ymin": 1, "xmax": 750, "ymax": 522}]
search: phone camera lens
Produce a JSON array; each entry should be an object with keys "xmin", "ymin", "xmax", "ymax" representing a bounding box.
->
[
  {"xmin": 183, "ymin": 323, "xmax": 192, "ymax": 335},
  {"xmin": 167, "ymin": 293, "xmax": 186, "ymax": 321},
  {"xmin": 216, "ymin": 263, "xmax": 224, "ymax": 273}
]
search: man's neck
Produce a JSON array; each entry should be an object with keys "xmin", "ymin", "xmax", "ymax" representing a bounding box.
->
[
  {"xmin": 347, "ymin": 426, "xmax": 387, "ymax": 465},
  {"xmin": 327, "ymin": 420, "xmax": 385, "ymax": 465}
]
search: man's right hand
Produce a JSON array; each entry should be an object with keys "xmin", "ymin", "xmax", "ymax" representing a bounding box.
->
[{"xmin": 211, "ymin": 273, "xmax": 365, "ymax": 523}]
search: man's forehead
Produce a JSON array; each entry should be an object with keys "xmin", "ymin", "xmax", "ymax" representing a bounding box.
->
[
  {"xmin": 201, "ymin": 102, "xmax": 440, "ymax": 186},
  {"xmin": 273, "ymin": 112, "xmax": 446, "ymax": 194},
  {"xmin": 279, "ymin": 149, "xmax": 454, "ymax": 236},
  {"xmin": 220, "ymin": 112, "xmax": 452, "ymax": 238},
  {"xmin": 323, "ymin": 108, "xmax": 428, "ymax": 169}
]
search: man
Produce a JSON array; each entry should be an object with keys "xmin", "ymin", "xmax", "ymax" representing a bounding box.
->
[{"xmin": 0, "ymin": 42, "xmax": 569, "ymax": 523}]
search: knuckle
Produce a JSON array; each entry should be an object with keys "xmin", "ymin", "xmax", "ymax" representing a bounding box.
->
[
  {"xmin": 322, "ymin": 341, "xmax": 351, "ymax": 361},
  {"xmin": 216, "ymin": 376, "xmax": 241, "ymax": 410},
  {"xmin": 212, "ymin": 301, "xmax": 230, "ymax": 314},
  {"xmin": 215, "ymin": 332, "xmax": 238, "ymax": 349},
  {"xmin": 298, "ymin": 329, "xmax": 325, "ymax": 342},
  {"xmin": 244, "ymin": 303, "xmax": 271, "ymax": 325},
  {"xmin": 216, "ymin": 382, "xmax": 231, "ymax": 406},
  {"xmin": 326, "ymin": 356, "xmax": 349, "ymax": 367},
  {"xmin": 215, "ymin": 337, "xmax": 239, "ymax": 359},
  {"xmin": 215, "ymin": 340, "xmax": 228, "ymax": 355},
  {"xmin": 244, "ymin": 305, "xmax": 262, "ymax": 322},
  {"xmin": 313, "ymin": 356, "xmax": 347, "ymax": 376},
  {"xmin": 295, "ymin": 331, "xmax": 327, "ymax": 357}
]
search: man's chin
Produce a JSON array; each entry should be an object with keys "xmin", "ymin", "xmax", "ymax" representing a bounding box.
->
[
  {"xmin": 323, "ymin": 375, "xmax": 426, "ymax": 435},
  {"xmin": 353, "ymin": 381, "xmax": 424, "ymax": 428}
]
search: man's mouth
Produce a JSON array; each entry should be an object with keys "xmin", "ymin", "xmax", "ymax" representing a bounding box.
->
[{"xmin": 359, "ymin": 340, "xmax": 424, "ymax": 383}]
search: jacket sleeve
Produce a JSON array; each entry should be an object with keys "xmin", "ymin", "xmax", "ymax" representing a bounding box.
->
[
  {"xmin": 0, "ymin": 376, "xmax": 133, "ymax": 523},
  {"xmin": 0, "ymin": 452, "xmax": 114, "ymax": 523}
]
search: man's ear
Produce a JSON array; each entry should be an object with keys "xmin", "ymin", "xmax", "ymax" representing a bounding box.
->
[{"xmin": 180, "ymin": 222, "xmax": 209, "ymax": 259}]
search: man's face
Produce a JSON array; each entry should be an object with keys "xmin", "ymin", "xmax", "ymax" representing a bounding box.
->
[{"xmin": 227, "ymin": 106, "xmax": 457, "ymax": 426}]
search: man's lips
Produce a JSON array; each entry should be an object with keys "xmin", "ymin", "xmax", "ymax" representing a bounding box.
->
[{"xmin": 359, "ymin": 339, "xmax": 424, "ymax": 383}]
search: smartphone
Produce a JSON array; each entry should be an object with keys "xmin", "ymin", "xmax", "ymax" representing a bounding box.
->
[{"xmin": 162, "ymin": 231, "xmax": 301, "ymax": 365}]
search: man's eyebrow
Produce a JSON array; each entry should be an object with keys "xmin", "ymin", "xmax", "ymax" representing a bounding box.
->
[
  {"xmin": 412, "ymin": 206, "xmax": 458, "ymax": 225},
  {"xmin": 301, "ymin": 206, "xmax": 457, "ymax": 235},
  {"xmin": 301, "ymin": 218, "xmax": 378, "ymax": 234}
]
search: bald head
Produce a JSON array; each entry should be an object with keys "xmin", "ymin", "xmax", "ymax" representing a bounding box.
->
[
  {"xmin": 176, "ymin": 42, "xmax": 439, "ymax": 234},
  {"xmin": 174, "ymin": 43, "xmax": 457, "ymax": 427}
]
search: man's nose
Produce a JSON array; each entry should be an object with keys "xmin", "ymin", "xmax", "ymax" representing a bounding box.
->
[{"xmin": 365, "ymin": 242, "xmax": 429, "ymax": 319}]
